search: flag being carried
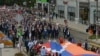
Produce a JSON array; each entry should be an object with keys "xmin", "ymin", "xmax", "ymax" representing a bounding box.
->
[{"xmin": 17, "ymin": 26, "xmax": 23, "ymax": 38}]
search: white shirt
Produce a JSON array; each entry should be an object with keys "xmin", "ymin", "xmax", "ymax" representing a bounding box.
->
[
  {"xmin": 28, "ymin": 41, "xmax": 33, "ymax": 49},
  {"xmin": 33, "ymin": 40, "xmax": 37, "ymax": 45},
  {"xmin": 32, "ymin": 27, "xmax": 34, "ymax": 31},
  {"xmin": 29, "ymin": 32, "xmax": 31, "ymax": 38}
]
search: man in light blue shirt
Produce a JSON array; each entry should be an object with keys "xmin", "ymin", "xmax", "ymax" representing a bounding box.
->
[
  {"xmin": 40, "ymin": 47, "xmax": 46, "ymax": 56},
  {"xmin": 28, "ymin": 40, "xmax": 33, "ymax": 49}
]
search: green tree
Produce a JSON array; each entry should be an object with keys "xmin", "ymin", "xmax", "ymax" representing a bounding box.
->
[
  {"xmin": 14, "ymin": 0, "xmax": 25, "ymax": 6},
  {"xmin": 31, "ymin": 0, "xmax": 36, "ymax": 6},
  {"xmin": 0, "ymin": 0, "xmax": 36, "ymax": 6},
  {"xmin": 0, "ymin": 0, "xmax": 4, "ymax": 5},
  {"xmin": 4, "ymin": 0, "xmax": 14, "ymax": 5},
  {"xmin": 26, "ymin": 0, "xmax": 36, "ymax": 7}
]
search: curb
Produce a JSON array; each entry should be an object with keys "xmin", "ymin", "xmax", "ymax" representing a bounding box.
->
[
  {"xmin": 22, "ymin": 47, "xmax": 28, "ymax": 56},
  {"xmin": 88, "ymin": 39, "xmax": 100, "ymax": 48},
  {"xmin": 68, "ymin": 27, "xmax": 87, "ymax": 34}
]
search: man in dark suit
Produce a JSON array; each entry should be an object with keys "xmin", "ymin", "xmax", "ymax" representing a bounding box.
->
[
  {"xmin": 24, "ymin": 39, "xmax": 29, "ymax": 53},
  {"xmin": 54, "ymin": 26, "xmax": 60, "ymax": 38},
  {"xmin": 51, "ymin": 27, "xmax": 55, "ymax": 39},
  {"xmin": 63, "ymin": 26, "xmax": 68, "ymax": 38}
]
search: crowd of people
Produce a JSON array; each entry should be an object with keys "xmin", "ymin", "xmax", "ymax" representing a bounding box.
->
[
  {"xmin": 0, "ymin": 6, "xmax": 71, "ymax": 54},
  {"xmin": 0, "ymin": 6, "xmax": 100, "ymax": 56},
  {"xmin": 20, "ymin": 8, "xmax": 72, "ymax": 56}
]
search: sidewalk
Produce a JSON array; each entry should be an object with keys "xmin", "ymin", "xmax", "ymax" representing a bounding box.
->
[
  {"xmin": 89, "ymin": 39, "xmax": 100, "ymax": 45},
  {"xmin": 1, "ymin": 48, "xmax": 19, "ymax": 56},
  {"xmin": 1, "ymin": 48, "xmax": 27, "ymax": 56},
  {"xmin": 46, "ymin": 17, "xmax": 88, "ymax": 34},
  {"xmin": 89, "ymin": 39, "xmax": 100, "ymax": 48}
]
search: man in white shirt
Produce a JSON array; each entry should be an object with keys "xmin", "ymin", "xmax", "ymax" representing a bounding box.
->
[{"xmin": 28, "ymin": 40, "xmax": 33, "ymax": 49}]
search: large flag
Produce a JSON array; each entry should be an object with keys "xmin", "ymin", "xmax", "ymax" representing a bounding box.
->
[{"xmin": 42, "ymin": 41, "xmax": 98, "ymax": 56}]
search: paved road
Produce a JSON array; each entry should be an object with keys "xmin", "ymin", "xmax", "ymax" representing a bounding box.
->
[
  {"xmin": 70, "ymin": 28, "xmax": 88, "ymax": 43},
  {"xmin": 1, "ymin": 48, "xmax": 28, "ymax": 56},
  {"xmin": 58, "ymin": 22, "xmax": 99, "ymax": 47},
  {"xmin": 44, "ymin": 17, "xmax": 88, "ymax": 43},
  {"xmin": 1, "ymin": 48, "xmax": 18, "ymax": 56}
]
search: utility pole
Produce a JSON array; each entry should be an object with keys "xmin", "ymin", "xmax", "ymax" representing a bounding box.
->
[
  {"xmin": 76, "ymin": 0, "xmax": 78, "ymax": 18},
  {"xmin": 88, "ymin": 0, "xmax": 90, "ymax": 25},
  {"xmin": 95, "ymin": 0, "xmax": 98, "ymax": 40},
  {"xmin": 96, "ymin": 0, "xmax": 98, "ymax": 22},
  {"xmin": 75, "ymin": 0, "xmax": 79, "ymax": 24}
]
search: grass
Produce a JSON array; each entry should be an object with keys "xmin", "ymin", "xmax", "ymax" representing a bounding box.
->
[{"xmin": 89, "ymin": 34, "xmax": 100, "ymax": 39}]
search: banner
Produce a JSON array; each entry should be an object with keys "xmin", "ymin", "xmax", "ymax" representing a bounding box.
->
[{"xmin": 37, "ymin": 0, "xmax": 47, "ymax": 3}]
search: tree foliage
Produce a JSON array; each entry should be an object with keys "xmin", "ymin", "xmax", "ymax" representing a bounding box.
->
[
  {"xmin": 26, "ymin": 0, "xmax": 36, "ymax": 7},
  {"xmin": 0, "ymin": 0, "xmax": 4, "ymax": 5},
  {"xmin": 0, "ymin": 0, "xmax": 36, "ymax": 6},
  {"xmin": 4, "ymin": 0, "xmax": 14, "ymax": 5}
]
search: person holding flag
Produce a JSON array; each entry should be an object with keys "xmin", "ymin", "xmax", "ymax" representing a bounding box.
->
[
  {"xmin": 17, "ymin": 25, "xmax": 24, "ymax": 52},
  {"xmin": 17, "ymin": 25, "xmax": 23, "ymax": 41}
]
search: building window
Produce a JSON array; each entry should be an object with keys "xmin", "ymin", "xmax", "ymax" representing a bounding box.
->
[
  {"xmin": 94, "ymin": 10, "xmax": 100, "ymax": 24},
  {"xmin": 57, "ymin": 5, "xmax": 65, "ymax": 18},
  {"xmin": 79, "ymin": 2, "xmax": 89, "ymax": 25},
  {"xmin": 67, "ymin": 7, "xmax": 75, "ymax": 21}
]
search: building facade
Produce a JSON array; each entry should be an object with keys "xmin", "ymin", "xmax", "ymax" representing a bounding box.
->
[
  {"xmin": 56, "ymin": 0, "xmax": 100, "ymax": 25},
  {"xmin": 36, "ymin": 0, "xmax": 56, "ymax": 13}
]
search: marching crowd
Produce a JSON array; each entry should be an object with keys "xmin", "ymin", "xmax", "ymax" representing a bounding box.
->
[
  {"xmin": 0, "ymin": 7, "xmax": 71, "ymax": 55},
  {"xmin": 0, "ymin": 6, "xmax": 100, "ymax": 56}
]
